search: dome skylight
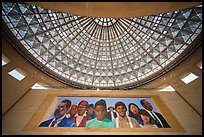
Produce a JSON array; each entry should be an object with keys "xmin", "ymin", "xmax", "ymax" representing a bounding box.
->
[{"xmin": 2, "ymin": 2, "xmax": 202, "ymax": 89}]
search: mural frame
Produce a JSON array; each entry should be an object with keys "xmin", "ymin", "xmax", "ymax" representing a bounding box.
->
[{"xmin": 23, "ymin": 91, "xmax": 185, "ymax": 134}]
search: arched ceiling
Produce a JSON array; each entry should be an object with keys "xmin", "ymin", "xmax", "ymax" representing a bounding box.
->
[
  {"xmin": 27, "ymin": 2, "xmax": 201, "ymax": 18},
  {"xmin": 2, "ymin": 2, "xmax": 202, "ymax": 89}
]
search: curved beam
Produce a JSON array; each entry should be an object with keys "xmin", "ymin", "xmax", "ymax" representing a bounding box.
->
[{"xmin": 27, "ymin": 2, "xmax": 201, "ymax": 18}]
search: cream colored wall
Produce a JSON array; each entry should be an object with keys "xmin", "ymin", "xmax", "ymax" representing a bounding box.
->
[{"xmin": 2, "ymin": 89, "xmax": 201, "ymax": 135}]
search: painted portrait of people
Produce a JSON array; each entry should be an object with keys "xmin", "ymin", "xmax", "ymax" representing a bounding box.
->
[{"xmin": 39, "ymin": 97, "xmax": 170, "ymax": 128}]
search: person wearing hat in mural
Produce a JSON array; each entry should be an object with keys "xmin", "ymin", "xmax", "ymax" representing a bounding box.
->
[
  {"xmin": 39, "ymin": 99, "xmax": 76, "ymax": 127},
  {"xmin": 86, "ymin": 99, "xmax": 116, "ymax": 128},
  {"xmin": 70, "ymin": 100, "xmax": 92, "ymax": 127},
  {"xmin": 106, "ymin": 106, "xmax": 117, "ymax": 121},
  {"xmin": 86, "ymin": 103, "xmax": 96, "ymax": 119}
]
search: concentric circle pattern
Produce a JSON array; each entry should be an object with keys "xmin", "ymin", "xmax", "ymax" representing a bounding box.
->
[{"xmin": 2, "ymin": 2, "xmax": 202, "ymax": 89}]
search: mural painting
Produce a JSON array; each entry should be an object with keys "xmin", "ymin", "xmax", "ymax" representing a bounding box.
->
[{"xmin": 39, "ymin": 97, "xmax": 170, "ymax": 128}]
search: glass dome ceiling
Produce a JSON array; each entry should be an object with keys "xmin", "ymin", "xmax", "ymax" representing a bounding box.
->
[{"xmin": 2, "ymin": 2, "xmax": 202, "ymax": 89}]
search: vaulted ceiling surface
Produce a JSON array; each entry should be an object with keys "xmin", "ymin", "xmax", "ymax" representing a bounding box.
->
[
  {"xmin": 27, "ymin": 2, "xmax": 201, "ymax": 18},
  {"xmin": 2, "ymin": 2, "xmax": 202, "ymax": 89}
]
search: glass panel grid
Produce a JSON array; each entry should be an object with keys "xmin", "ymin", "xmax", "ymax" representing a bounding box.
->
[{"xmin": 2, "ymin": 2, "xmax": 202, "ymax": 89}]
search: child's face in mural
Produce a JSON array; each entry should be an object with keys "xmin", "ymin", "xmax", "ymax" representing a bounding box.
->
[
  {"xmin": 116, "ymin": 105, "xmax": 127, "ymax": 117},
  {"xmin": 130, "ymin": 104, "xmax": 139, "ymax": 114},
  {"xmin": 87, "ymin": 107, "xmax": 94, "ymax": 115},
  {"xmin": 95, "ymin": 105, "xmax": 107, "ymax": 121},
  {"xmin": 141, "ymin": 114, "xmax": 150, "ymax": 124},
  {"xmin": 142, "ymin": 100, "xmax": 153, "ymax": 111},
  {"xmin": 78, "ymin": 105, "xmax": 87, "ymax": 116},
  {"xmin": 54, "ymin": 102, "xmax": 68, "ymax": 119}
]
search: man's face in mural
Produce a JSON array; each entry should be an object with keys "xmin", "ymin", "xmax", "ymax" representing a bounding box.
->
[
  {"xmin": 95, "ymin": 105, "xmax": 107, "ymax": 121},
  {"xmin": 54, "ymin": 102, "xmax": 68, "ymax": 119},
  {"xmin": 78, "ymin": 105, "xmax": 87, "ymax": 116},
  {"xmin": 142, "ymin": 100, "xmax": 153, "ymax": 111},
  {"xmin": 115, "ymin": 105, "xmax": 127, "ymax": 117},
  {"xmin": 109, "ymin": 107, "xmax": 114, "ymax": 112}
]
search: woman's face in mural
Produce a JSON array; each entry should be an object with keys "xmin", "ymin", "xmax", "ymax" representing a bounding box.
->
[
  {"xmin": 116, "ymin": 105, "xmax": 127, "ymax": 117},
  {"xmin": 54, "ymin": 102, "xmax": 68, "ymax": 119},
  {"xmin": 70, "ymin": 105, "xmax": 78, "ymax": 115},
  {"xmin": 95, "ymin": 105, "xmax": 107, "ymax": 121},
  {"xmin": 130, "ymin": 104, "xmax": 139, "ymax": 114}
]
